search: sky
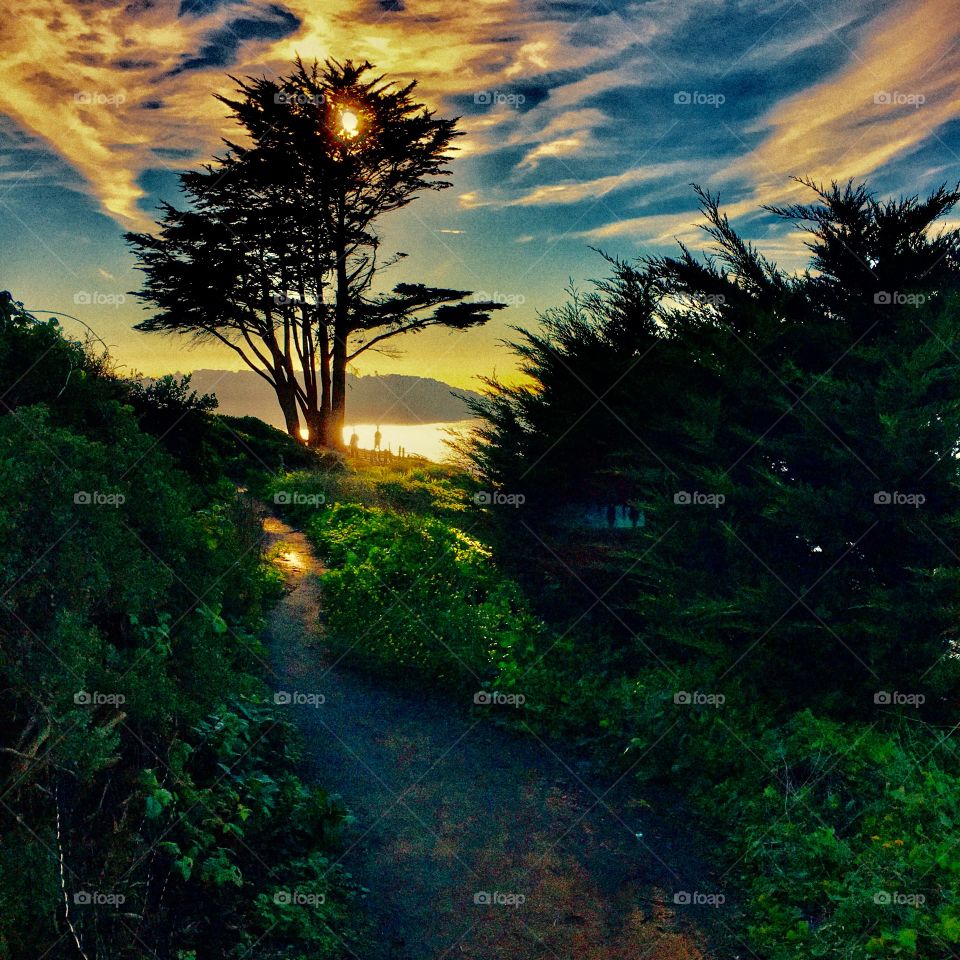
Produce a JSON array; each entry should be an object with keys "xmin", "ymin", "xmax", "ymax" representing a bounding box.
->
[{"xmin": 2, "ymin": 0, "xmax": 959, "ymax": 391}]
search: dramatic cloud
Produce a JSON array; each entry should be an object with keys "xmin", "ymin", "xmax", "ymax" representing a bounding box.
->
[
  {"xmin": 2, "ymin": 0, "xmax": 959, "ymax": 381},
  {"xmin": 732, "ymin": 0, "xmax": 960, "ymax": 210},
  {"xmin": 0, "ymin": 0, "xmax": 648, "ymax": 228}
]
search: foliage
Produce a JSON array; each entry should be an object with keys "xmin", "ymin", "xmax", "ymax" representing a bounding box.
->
[
  {"xmin": 0, "ymin": 296, "xmax": 363, "ymax": 959},
  {"xmin": 309, "ymin": 503, "xmax": 541, "ymax": 686},
  {"xmin": 264, "ymin": 462, "xmax": 476, "ymax": 527},
  {"xmin": 469, "ymin": 181, "xmax": 960, "ymax": 712}
]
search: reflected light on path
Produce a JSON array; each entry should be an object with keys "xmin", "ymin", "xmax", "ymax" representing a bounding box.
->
[{"xmin": 280, "ymin": 549, "xmax": 305, "ymax": 572}]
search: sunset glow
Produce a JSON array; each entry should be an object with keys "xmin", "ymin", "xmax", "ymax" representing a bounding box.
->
[
  {"xmin": 2, "ymin": 0, "xmax": 959, "ymax": 388},
  {"xmin": 338, "ymin": 108, "xmax": 360, "ymax": 138}
]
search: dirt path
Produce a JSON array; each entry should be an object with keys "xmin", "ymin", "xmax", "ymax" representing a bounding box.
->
[{"xmin": 263, "ymin": 515, "xmax": 732, "ymax": 960}]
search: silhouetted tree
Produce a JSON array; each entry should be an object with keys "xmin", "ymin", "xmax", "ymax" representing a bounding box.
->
[{"xmin": 128, "ymin": 58, "xmax": 502, "ymax": 446}]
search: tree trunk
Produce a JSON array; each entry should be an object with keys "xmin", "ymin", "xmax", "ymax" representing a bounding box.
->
[
  {"xmin": 305, "ymin": 407, "xmax": 326, "ymax": 447},
  {"xmin": 330, "ymin": 333, "xmax": 348, "ymax": 449},
  {"xmin": 318, "ymin": 325, "xmax": 333, "ymax": 446},
  {"xmin": 329, "ymin": 237, "xmax": 349, "ymax": 450},
  {"xmin": 275, "ymin": 374, "xmax": 301, "ymax": 439}
]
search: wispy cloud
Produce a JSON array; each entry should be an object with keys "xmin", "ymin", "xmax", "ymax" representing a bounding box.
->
[
  {"xmin": 509, "ymin": 162, "xmax": 700, "ymax": 207},
  {"xmin": 732, "ymin": 0, "xmax": 960, "ymax": 209},
  {"xmin": 580, "ymin": 210, "xmax": 708, "ymax": 246},
  {"xmin": 518, "ymin": 135, "xmax": 592, "ymax": 170}
]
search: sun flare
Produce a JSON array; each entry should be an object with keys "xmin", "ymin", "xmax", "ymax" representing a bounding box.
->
[{"xmin": 339, "ymin": 109, "xmax": 360, "ymax": 138}]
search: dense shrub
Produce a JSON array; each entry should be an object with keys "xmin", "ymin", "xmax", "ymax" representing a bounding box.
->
[
  {"xmin": 309, "ymin": 503, "xmax": 540, "ymax": 686},
  {"xmin": 0, "ymin": 295, "xmax": 364, "ymax": 959},
  {"xmin": 470, "ymin": 183, "xmax": 960, "ymax": 714}
]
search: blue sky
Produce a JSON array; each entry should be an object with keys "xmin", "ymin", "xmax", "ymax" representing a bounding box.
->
[{"xmin": 2, "ymin": 0, "xmax": 959, "ymax": 388}]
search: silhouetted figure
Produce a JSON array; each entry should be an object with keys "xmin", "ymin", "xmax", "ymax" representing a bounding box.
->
[
  {"xmin": 606, "ymin": 504, "xmax": 616, "ymax": 528},
  {"xmin": 349, "ymin": 428, "xmax": 359, "ymax": 457},
  {"xmin": 374, "ymin": 425, "xmax": 382, "ymax": 451},
  {"xmin": 629, "ymin": 505, "xmax": 640, "ymax": 528}
]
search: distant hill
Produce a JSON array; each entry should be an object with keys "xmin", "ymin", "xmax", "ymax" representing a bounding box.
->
[{"xmin": 179, "ymin": 369, "xmax": 482, "ymax": 428}]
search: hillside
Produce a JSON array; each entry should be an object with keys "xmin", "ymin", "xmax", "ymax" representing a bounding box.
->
[{"xmin": 179, "ymin": 369, "xmax": 481, "ymax": 428}]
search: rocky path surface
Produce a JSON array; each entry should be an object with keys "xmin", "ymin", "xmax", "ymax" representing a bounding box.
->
[{"xmin": 263, "ymin": 514, "xmax": 733, "ymax": 960}]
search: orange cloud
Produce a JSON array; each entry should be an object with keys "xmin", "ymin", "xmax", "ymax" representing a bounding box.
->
[
  {"xmin": 0, "ymin": 1, "xmax": 242, "ymax": 228},
  {"xmin": 1, "ymin": 0, "xmax": 642, "ymax": 230}
]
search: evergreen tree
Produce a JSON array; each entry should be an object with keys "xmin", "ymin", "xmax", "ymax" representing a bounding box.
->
[
  {"xmin": 472, "ymin": 180, "xmax": 960, "ymax": 713},
  {"xmin": 128, "ymin": 58, "xmax": 502, "ymax": 447}
]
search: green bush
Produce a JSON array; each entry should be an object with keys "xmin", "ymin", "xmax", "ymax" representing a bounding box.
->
[
  {"xmin": 137, "ymin": 699, "xmax": 366, "ymax": 959},
  {"xmin": 309, "ymin": 504, "xmax": 541, "ymax": 686},
  {"xmin": 264, "ymin": 463, "xmax": 475, "ymax": 528},
  {"xmin": 0, "ymin": 296, "xmax": 364, "ymax": 959}
]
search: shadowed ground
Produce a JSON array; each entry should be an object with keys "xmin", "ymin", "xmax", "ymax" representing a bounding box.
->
[{"xmin": 263, "ymin": 514, "xmax": 733, "ymax": 959}]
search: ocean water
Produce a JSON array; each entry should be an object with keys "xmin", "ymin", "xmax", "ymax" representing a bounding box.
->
[{"xmin": 341, "ymin": 419, "xmax": 481, "ymax": 462}]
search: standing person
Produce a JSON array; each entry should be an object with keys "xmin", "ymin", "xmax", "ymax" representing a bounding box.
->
[
  {"xmin": 349, "ymin": 428, "xmax": 359, "ymax": 457},
  {"xmin": 374, "ymin": 425, "xmax": 382, "ymax": 451}
]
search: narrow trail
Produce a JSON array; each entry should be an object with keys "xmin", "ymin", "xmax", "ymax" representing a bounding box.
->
[{"xmin": 263, "ymin": 515, "xmax": 731, "ymax": 960}]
